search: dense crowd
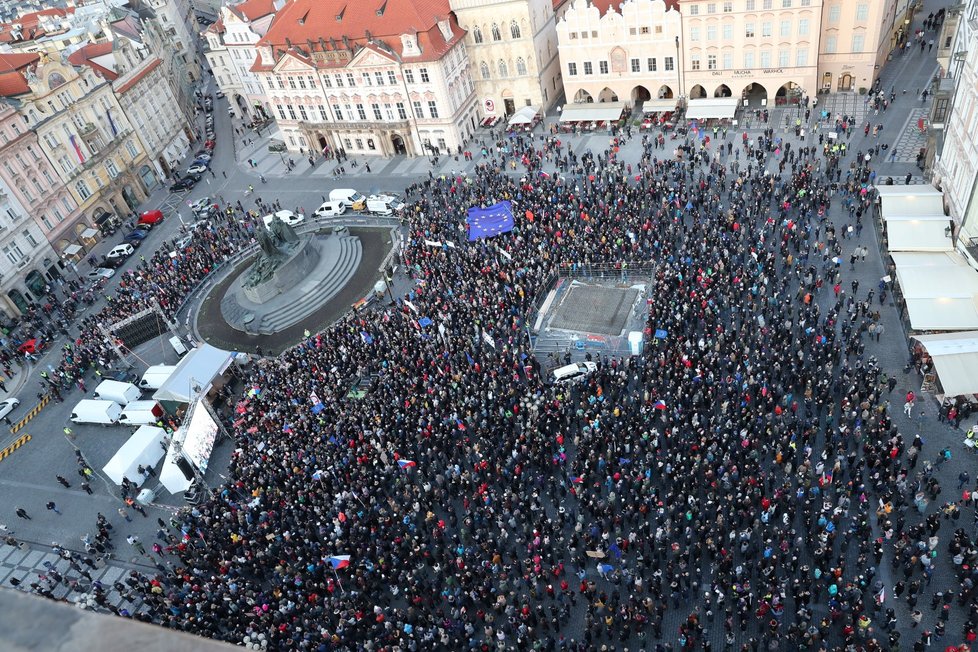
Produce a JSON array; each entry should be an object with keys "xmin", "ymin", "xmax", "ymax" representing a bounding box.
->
[{"xmin": 88, "ymin": 120, "xmax": 977, "ymax": 652}]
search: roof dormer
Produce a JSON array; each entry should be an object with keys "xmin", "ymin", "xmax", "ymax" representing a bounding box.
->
[{"xmin": 401, "ymin": 31, "xmax": 419, "ymax": 57}]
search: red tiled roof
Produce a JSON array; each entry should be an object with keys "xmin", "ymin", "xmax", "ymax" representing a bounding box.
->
[
  {"xmin": 0, "ymin": 7, "xmax": 73, "ymax": 43},
  {"xmin": 584, "ymin": 0, "xmax": 679, "ymax": 14},
  {"xmin": 67, "ymin": 42, "xmax": 118, "ymax": 81},
  {"xmin": 0, "ymin": 52, "xmax": 39, "ymax": 97},
  {"xmin": 232, "ymin": 0, "xmax": 277, "ymax": 22},
  {"xmin": 114, "ymin": 57, "xmax": 163, "ymax": 94},
  {"xmin": 254, "ymin": 0, "xmax": 463, "ymax": 69}
]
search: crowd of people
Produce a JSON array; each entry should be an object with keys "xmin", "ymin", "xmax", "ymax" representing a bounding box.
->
[{"xmin": 77, "ymin": 119, "xmax": 974, "ymax": 652}]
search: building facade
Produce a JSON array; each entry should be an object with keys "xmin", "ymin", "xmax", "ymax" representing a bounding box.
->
[
  {"xmin": 202, "ymin": 19, "xmax": 239, "ymax": 97},
  {"xmin": 251, "ymin": 0, "xmax": 478, "ymax": 158},
  {"xmin": 219, "ymin": 0, "xmax": 277, "ymax": 122},
  {"xmin": 817, "ymin": 0, "xmax": 904, "ymax": 93},
  {"xmin": 450, "ymin": 0, "xmax": 566, "ymax": 118},
  {"xmin": 677, "ymin": 0, "xmax": 822, "ymax": 107},
  {"xmin": 0, "ymin": 104, "xmax": 65, "ymax": 317},
  {"xmin": 556, "ymin": 0, "xmax": 683, "ymax": 106}
]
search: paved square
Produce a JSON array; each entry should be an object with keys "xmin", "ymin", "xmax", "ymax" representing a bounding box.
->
[{"xmin": 549, "ymin": 283, "xmax": 638, "ymax": 335}]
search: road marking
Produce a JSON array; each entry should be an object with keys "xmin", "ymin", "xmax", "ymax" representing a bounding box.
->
[
  {"xmin": 9, "ymin": 394, "xmax": 50, "ymax": 434},
  {"xmin": 0, "ymin": 434, "xmax": 30, "ymax": 461}
]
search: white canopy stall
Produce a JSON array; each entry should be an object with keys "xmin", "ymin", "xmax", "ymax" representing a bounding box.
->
[
  {"xmin": 102, "ymin": 426, "xmax": 167, "ymax": 486},
  {"xmin": 154, "ymin": 344, "xmax": 233, "ymax": 404},
  {"xmin": 684, "ymin": 98, "xmax": 739, "ymax": 121},
  {"xmin": 508, "ymin": 105, "xmax": 540, "ymax": 126},
  {"xmin": 875, "ymin": 185, "xmax": 945, "ymax": 218},
  {"xmin": 914, "ymin": 331, "xmax": 978, "ymax": 397},
  {"xmin": 892, "ymin": 252, "xmax": 978, "ymax": 331},
  {"xmin": 885, "ymin": 216, "xmax": 953, "ymax": 252},
  {"xmin": 559, "ymin": 102, "xmax": 626, "ymax": 123}
]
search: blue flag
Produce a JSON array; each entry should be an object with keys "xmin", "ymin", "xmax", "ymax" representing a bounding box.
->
[
  {"xmin": 467, "ymin": 201, "xmax": 515, "ymax": 241},
  {"xmin": 418, "ymin": 317, "xmax": 433, "ymax": 328},
  {"xmin": 654, "ymin": 329, "xmax": 668, "ymax": 339}
]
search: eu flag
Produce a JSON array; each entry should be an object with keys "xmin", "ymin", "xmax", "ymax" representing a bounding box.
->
[{"xmin": 467, "ymin": 201, "xmax": 515, "ymax": 241}]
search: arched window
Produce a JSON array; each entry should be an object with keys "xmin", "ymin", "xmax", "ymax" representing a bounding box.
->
[
  {"xmin": 498, "ymin": 60, "xmax": 508, "ymax": 77},
  {"xmin": 473, "ymin": 26, "xmax": 483, "ymax": 44},
  {"xmin": 74, "ymin": 180, "xmax": 91, "ymax": 200},
  {"xmin": 491, "ymin": 23, "xmax": 501, "ymax": 41},
  {"xmin": 510, "ymin": 21, "xmax": 521, "ymax": 39},
  {"xmin": 480, "ymin": 61, "xmax": 491, "ymax": 79},
  {"xmin": 516, "ymin": 57, "xmax": 527, "ymax": 76}
]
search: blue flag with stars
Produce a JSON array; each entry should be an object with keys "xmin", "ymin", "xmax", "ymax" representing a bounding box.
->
[{"xmin": 467, "ymin": 201, "xmax": 515, "ymax": 241}]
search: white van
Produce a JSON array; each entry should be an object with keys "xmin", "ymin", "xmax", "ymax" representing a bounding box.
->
[
  {"xmin": 93, "ymin": 379, "xmax": 142, "ymax": 405},
  {"xmin": 329, "ymin": 189, "xmax": 366, "ymax": 210},
  {"xmin": 313, "ymin": 200, "xmax": 347, "ymax": 218},
  {"xmin": 71, "ymin": 399, "xmax": 122, "ymax": 425},
  {"xmin": 365, "ymin": 194, "xmax": 405, "ymax": 216},
  {"xmin": 119, "ymin": 400, "xmax": 165, "ymax": 425},
  {"xmin": 139, "ymin": 364, "xmax": 177, "ymax": 390},
  {"xmin": 261, "ymin": 210, "xmax": 305, "ymax": 228},
  {"xmin": 551, "ymin": 361, "xmax": 598, "ymax": 385},
  {"xmin": 169, "ymin": 336, "xmax": 189, "ymax": 357}
]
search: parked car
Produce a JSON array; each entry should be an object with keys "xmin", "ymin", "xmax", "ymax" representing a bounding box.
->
[
  {"xmin": 0, "ymin": 397, "xmax": 20, "ymax": 419},
  {"xmin": 87, "ymin": 266, "xmax": 116, "ymax": 281},
  {"xmin": 189, "ymin": 197, "xmax": 217, "ymax": 217},
  {"xmin": 172, "ymin": 175, "xmax": 200, "ymax": 191},
  {"xmin": 17, "ymin": 338, "xmax": 44, "ymax": 355},
  {"xmin": 215, "ymin": 90, "xmax": 225, "ymax": 99},
  {"xmin": 137, "ymin": 209, "xmax": 164, "ymax": 226},
  {"xmin": 105, "ymin": 243, "xmax": 135, "ymax": 261},
  {"xmin": 261, "ymin": 210, "xmax": 305, "ymax": 228},
  {"xmin": 175, "ymin": 233, "xmax": 194, "ymax": 250},
  {"xmin": 123, "ymin": 229, "xmax": 149, "ymax": 243},
  {"xmin": 204, "ymin": 139, "xmax": 216, "ymax": 150},
  {"xmin": 186, "ymin": 163, "xmax": 208, "ymax": 175},
  {"xmin": 193, "ymin": 152, "xmax": 212, "ymax": 163}
]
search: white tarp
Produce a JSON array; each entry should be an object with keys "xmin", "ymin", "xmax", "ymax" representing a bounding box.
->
[
  {"xmin": 101, "ymin": 426, "xmax": 166, "ymax": 486},
  {"xmin": 642, "ymin": 98, "xmax": 678, "ymax": 113},
  {"xmin": 885, "ymin": 216, "xmax": 953, "ymax": 252},
  {"xmin": 154, "ymin": 344, "xmax": 233, "ymax": 403},
  {"xmin": 559, "ymin": 102, "xmax": 626, "ymax": 123},
  {"xmin": 508, "ymin": 105, "xmax": 540, "ymax": 125},
  {"xmin": 914, "ymin": 330, "xmax": 978, "ymax": 396},
  {"xmin": 684, "ymin": 98, "xmax": 739, "ymax": 121},
  {"xmin": 891, "ymin": 251, "xmax": 970, "ymax": 268},
  {"xmin": 893, "ymin": 254, "xmax": 978, "ymax": 331},
  {"xmin": 875, "ymin": 185, "xmax": 945, "ymax": 218},
  {"xmin": 159, "ymin": 446, "xmax": 193, "ymax": 494}
]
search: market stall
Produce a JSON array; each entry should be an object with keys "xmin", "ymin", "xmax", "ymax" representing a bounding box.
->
[{"xmin": 102, "ymin": 426, "xmax": 167, "ymax": 487}]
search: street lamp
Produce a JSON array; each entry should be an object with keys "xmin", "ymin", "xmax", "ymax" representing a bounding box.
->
[{"xmin": 675, "ymin": 36, "xmax": 683, "ymax": 103}]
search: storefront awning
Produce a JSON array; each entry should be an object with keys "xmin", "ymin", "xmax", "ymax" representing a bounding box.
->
[
  {"xmin": 80, "ymin": 228, "xmax": 99, "ymax": 240},
  {"xmin": 62, "ymin": 244, "xmax": 83, "ymax": 257},
  {"xmin": 508, "ymin": 105, "xmax": 540, "ymax": 125},
  {"xmin": 885, "ymin": 216, "xmax": 953, "ymax": 252},
  {"xmin": 684, "ymin": 98, "xmax": 740, "ymax": 121},
  {"xmin": 559, "ymin": 102, "xmax": 626, "ymax": 123},
  {"xmin": 914, "ymin": 331, "xmax": 978, "ymax": 397},
  {"xmin": 642, "ymin": 98, "xmax": 678, "ymax": 113},
  {"xmin": 893, "ymin": 253, "xmax": 978, "ymax": 331},
  {"xmin": 875, "ymin": 185, "xmax": 945, "ymax": 218}
]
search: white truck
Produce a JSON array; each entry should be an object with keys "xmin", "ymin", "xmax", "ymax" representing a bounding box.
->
[
  {"xmin": 139, "ymin": 365, "xmax": 177, "ymax": 390},
  {"xmin": 71, "ymin": 399, "xmax": 123, "ymax": 425},
  {"xmin": 93, "ymin": 379, "xmax": 142, "ymax": 405},
  {"xmin": 365, "ymin": 194, "xmax": 405, "ymax": 216}
]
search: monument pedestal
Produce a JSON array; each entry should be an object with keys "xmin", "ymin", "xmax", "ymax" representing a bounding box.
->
[{"xmin": 242, "ymin": 238, "xmax": 320, "ymax": 304}]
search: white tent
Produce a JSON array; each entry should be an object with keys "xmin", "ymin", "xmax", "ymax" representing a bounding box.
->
[
  {"xmin": 101, "ymin": 426, "xmax": 166, "ymax": 486},
  {"xmin": 893, "ymin": 255, "xmax": 978, "ymax": 331},
  {"xmin": 885, "ymin": 216, "xmax": 953, "ymax": 252},
  {"xmin": 891, "ymin": 251, "xmax": 970, "ymax": 268},
  {"xmin": 159, "ymin": 446, "xmax": 193, "ymax": 494},
  {"xmin": 684, "ymin": 98, "xmax": 739, "ymax": 121},
  {"xmin": 154, "ymin": 344, "xmax": 233, "ymax": 404},
  {"xmin": 914, "ymin": 331, "xmax": 978, "ymax": 397},
  {"xmin": 642, "ymin": 98, "xmax": 678, "ymax": 113},
  {"xmin": 875, "ymin": 185, "xmax": 945, "ymax": 218},
  {"xmin": 559, "ymin": 102, "xmax": 626, "ymax": 123},
  {"xmin": 508, "ymin": 105, "xmax": 540, "ymax": 125}
]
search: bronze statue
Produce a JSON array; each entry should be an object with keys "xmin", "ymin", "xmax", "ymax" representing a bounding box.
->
[
  {"xmin": 269, "ymin": 215, "xmax": 299, "ymax": 244},
  {"xmin": 256, "ymin": 223, "xmax": 280, "ymax": 256}
]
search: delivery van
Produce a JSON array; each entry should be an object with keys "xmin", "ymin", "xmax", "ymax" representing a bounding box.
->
[
  {"xmin": 169, "ymin": 335, "xmax": 189, "ymax": 356},
  {"xmin": 329, "ymin": 188, "xmax": 366, "ymax": 210},
  {"xmin": 119, "ymin": 400, "xmax": 165, "ymax": 426},
  {"xmin": 551, "ymin": 361, "xmax": 597, "ymax": 385},
  {"xmin": 365, "ymin": 194, "xmax": 405, "ymax": 216},
  {"xmin": 313, "ymin": 200, "xmax": 347, "ymax": 218},
  {"xmin": 71, "ymin": 399, "xmax": 123, "ymax": 425},
  {"xmin": 139, "ymin": 364, "xmax": 177, "ymax": 390},
  {"xmin": 93, "ymin": 379, "xmax": 142, "ymax": 405}
]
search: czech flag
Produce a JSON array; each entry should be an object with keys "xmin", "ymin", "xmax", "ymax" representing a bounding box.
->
[
  {"xmin": 327, "ymin": 555, "xmax": 351, "ymax": 570},
  {"xmin": 653, "ymin": 400, "xmax": 667, "ymax": 410},
  {"xmin": 397, "ymin": 459, "xmax": 417, "ymax": 469}
]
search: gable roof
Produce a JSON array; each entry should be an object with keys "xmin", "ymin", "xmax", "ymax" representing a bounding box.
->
[
  {"xmin": 0, "ymin": 7, "xmax": 74, "ymax": 44},
  {"xmin": 0, "ymin": 52, "xmax": 40, "ymax": 97},
  {"xmin": 229, "ymin": 0, "xmax": 277, "ymax": 22},
  {"xmin": 67, "ymin": 41, "xmax": 119, "ymax": 81},
  {"xmin": 114, "ymin": 57, "xmax": 163, "ymax": 94}
]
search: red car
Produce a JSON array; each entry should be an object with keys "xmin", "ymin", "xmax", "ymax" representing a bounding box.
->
[
  {"xmin": 18, "ymin": 338, "xmax": 44, "ymax": 354},
  {"xmin": 137, "ymin": 209, "xmax": 164, "ymax": 227}
]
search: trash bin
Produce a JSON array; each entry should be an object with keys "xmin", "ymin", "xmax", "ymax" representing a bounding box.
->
[{"xmin": 136, "ymin": 488, "xmax": 156, "ymax": 506}]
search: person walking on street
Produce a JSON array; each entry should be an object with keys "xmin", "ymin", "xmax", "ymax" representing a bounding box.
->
[
  {"xmin": 55, "ymin": 475, "xmax": 70, "ymax": 488},
  {"xmin": 45, "ymin": 501, "xmax": 60, "ymax": 515},
  {"xmin": 15, "ymin": 507, "xmax": 30, "ymax": 520},
  {"xmin": 126, "ymin": 535, "xmax": 145, "ymax": 555},
  {"xmin": 118, "ymin": 507, "xmax": 131, "ymax": 523},
  {"xmin": 959, "ymin": 472, "xmax": 971, "ymax": 490},
  {"xmin": 80, "ymin": 482, "xmax": 93, "ymax": 495}
]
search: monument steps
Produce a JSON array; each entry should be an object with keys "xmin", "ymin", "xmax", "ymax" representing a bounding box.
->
[{"xmin": 255, "ymin": 234, "xmax": 362, "ymax": 334}]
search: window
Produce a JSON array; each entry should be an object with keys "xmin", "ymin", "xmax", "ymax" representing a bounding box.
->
[
  {"xmin": 374, "ymin": 72, "xmax": 384, "ymax": 86},
  {"xmin": 746, "ymin": 0, "xmax": 755, "ymax": 8},
  {"xmin": 641, "ymin": 26, "xmax": 651, "ymax": 34},
  {"xmin": 40, "ymin": 214, "xmax": 52, "ymax": 230},
  {"xmin": 567, "ymin": 62, "xmax": 577, "ymax": 76},
  {"xmin": 372, "ymin": 104, "xmax": 382, "ymax": 120},
  {"xmin": 405, "ymin": 69, "xmax": 415, "ymax": 84},
  {"xmin": 333, "ymin": 104, "xmax": 343, "ymax": 120},
  {"xmin": 105, "ymin": 160, "xmax": 119, "ymax": 178},
  {"xmin": 723, "ymin": 1, "xmax": 732, "ymax": 11},
  {"xmin": 355, "ymin": 138, "xmax": 363, "ymax": 149},
  {"xmin": 691, "ymin": 56, "xmax": 701, "ymax": 70},
  {"xmin": 760, "ymin": 50, "xmax": 771, "ymax": 67},
  {"xmin": 344, "ymin": 138, "xmax": 352, "ymax": 150},
  {"xmin": 126, "ymin": 140, "xmax": 138, "ymax": 158},
  {"xmin": 427, "ymin": 100, "xmax": 439, "ymax": 118},
  {"xmin": 569, "ymin": 31, "xmax": 577, "ymax": 39},
  {"xmin": 3, "ymin": 245, "xmax": 21, "ymax": 265},
  {"xmin": 631, "ymin": 58, "xmax": 640, "ymax": 73},
  {"xmin": 286, "ymin": 104, "xmax": 297, "ymax": 119},
  {"xmin": 346, "ymin": 73, "xmax": 356, "ymax": 87},
  {"xmin": 481, "ymin": 61, "xmax": 491, "ymax": 78},
  {"xmin": 707, "ymin": 54, "xmax": 717, "ymax": 69},
  {"xmin": 780, "ymin": 20, "xmax": 790, "ymax": 37},
  {"xmin": 761, "ymin": 22, "xmax": 772, "ymax": 37},
  {"xmin": 396, "ymin": 102, "xmax": 408, "ymax": 119},
  {"xmin": 723, "ymin": 52, "xmax": 733, "ymax": 68},
  {"xmin": 824, "ymin": 35, "xmax": 837, "ymax": 53},
  {"xmin": 491, "ymin": 23, "xmax": 501, "ymax": 41},
  {"xmin": 334, "ymin": 74, "xmax": 344, "ymax": 87},
  {"xmin": 419, "ymin": 68, "xmax": 429, "ymax": 82},
  {"xmin": 778, "ymin": 49, "xmax": 789, "ymax": 66},
  {"xmin": 367, "ymin": 139, "xmax": 376, "ymax": 150},
  {"xmin": 23, "ymin": 229, "xmax": 37, "ymax": 247},
  {"xmin": 689, "ymin": 4, "xmax": 699, "ymax": 15},
  {"xmin": 782, "ymin": 0, "xmax": 791, "ymax": 6},
  {"xmin": 318, "ymin": 105, "xmax": 329, "ymax": 121},
  {"xmin": 856, "ymin": 4, "xmax": 868, "ymax": 20},
  {"xmin": 26, "ymin": 145, "xmax": 38, "ymax": 161},
  {"xmin": 707, "ymin": 25, "xmax": 717, "ymax": 40},
  {"xmin": 798, "ymin": 18, "xmax": 809, "ymax": 36},
  {"xmin": 387, "ymin": 71, "xmax": 397, "ymax": 84},
  {"xmin": 852, "ymin": 34, "xmax": 865, "ymax": 51},
  {"xmin": 75, "ymin": 180, "xmax": 91, "ymax": 200},
  {"xmin": 800, "ymin": 0, "xmax": 810, "ymax": 5},
  {"xmin": 473, "ymin": 26, "xmax": 483, "ymax": 43},
  {"xmin": 584, "ymin": 61, "xmax": 593, "ymax": 75},
  {"xmin": 723, "ymin": 24, "xmax": 733, "ymax": 39},
  {"xmin": 648, "ymin": 57, "xmax": 657, "ymax": 71},
  {"xmin": 745, "ymin": 23, "xmax": 755, "ymax": 38},
  {"xmin": 362, "ymin": 73, "xmax": 372, "ymax": 86},
  {"xmin": 287, "ymin": 76, "xmax": 296, "ymax": 89},
  {"xmin": 828, "ymin": 5, "xmax": 840, "ymax": 22},
  {"xmin": 707, "ymin": 3, "xmax": 716, "ymax": 13},
  {"xmin": 356, "ymin": 104, "xmax": 367, "ymax": 120},
  {"xmin": 933, "ymin": 97, "xmax": 950, "ymax": 122},
  {"xmin": 599, "ymin": 60, "xmax": 608, "ymax": 74},
  {"xmin": 690, "ymin": 27, "xmax": 700, "ymax": 41},
  {"xmin": 664, "ymin": 56, "xmax": 674, "ymax": 71},
  {"xmin": 762, "ymin": 0, "xmax": 772, "ymax": 8},
  {"xmin": 516, "ymin": 57, "xmax": 527, "ymax": 75},
  {"xmin": 795, "ymin": 49, "xmax": 808, "ymax": 66},
  {"xmin": 510, "ymin": 21, "xmax": 521, "ymax": 39},
  {"xmin": 412, "ymin": 100, "xmax": 424, "ymax": 118},
  {"xmin": 298, "ymin": 77, "xmax": 307, "ymax": 89},
  {"xmin": 498, "ymin": 60, "xmax": 508, "ymax": 77}
]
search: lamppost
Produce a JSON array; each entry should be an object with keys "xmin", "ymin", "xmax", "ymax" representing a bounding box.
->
[{"xmin": 675, "ymin": 36, "xmax": 684, "ymax": 106}]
